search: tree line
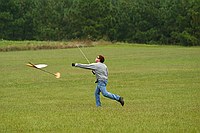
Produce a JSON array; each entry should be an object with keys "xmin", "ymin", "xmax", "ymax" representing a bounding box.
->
[{"xmin": 0, "ymin": 0, "xmax": 199, "ymax": 46}]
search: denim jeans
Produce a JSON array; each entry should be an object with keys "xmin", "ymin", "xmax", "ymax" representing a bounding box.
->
[{"xmin": 95, "ymin": 80, "xmax": 120, "ymax": 106}]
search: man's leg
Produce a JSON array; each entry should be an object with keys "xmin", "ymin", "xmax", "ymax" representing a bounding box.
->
[
  {"xmin": 98, "ymin": 81, "xmax": 120, "ymax": 101},
  {"xmin": 101, "ymin": 86, "xmax": 124, "ymax": 106},
  {"xmin": 95, "ymin": 86, "xmax": 101, "ymax": 107}
]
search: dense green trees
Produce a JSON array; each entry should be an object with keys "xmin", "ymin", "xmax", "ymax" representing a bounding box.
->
[{"xmin": 0, "ymin": 0, "xmax": 199, "ymax": 46}]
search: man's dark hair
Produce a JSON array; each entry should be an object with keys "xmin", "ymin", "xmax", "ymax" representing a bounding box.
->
[{"xmin": 97, "ymin": 55, "xmax": 105, "ymax": 63}]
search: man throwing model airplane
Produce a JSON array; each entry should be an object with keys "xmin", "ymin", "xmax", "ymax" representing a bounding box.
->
[{"xmin": 72, "ymin": 55, "xmax": 124, "ymax": 107}]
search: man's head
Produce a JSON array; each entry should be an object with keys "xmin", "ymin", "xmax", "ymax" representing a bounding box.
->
[{"xmin": 95, "ymin": 55, "xmax": 105, "ymax": 63}]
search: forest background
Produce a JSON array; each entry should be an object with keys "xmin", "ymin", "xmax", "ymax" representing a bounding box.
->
[{"xmin": 0, "ymin": 0, "xmax": 199, "ymax": 46}]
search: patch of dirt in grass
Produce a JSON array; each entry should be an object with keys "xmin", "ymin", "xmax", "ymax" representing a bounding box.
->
[{"xmin": 0, "ymin": 40, "xmax": 112, "ymax": 52}]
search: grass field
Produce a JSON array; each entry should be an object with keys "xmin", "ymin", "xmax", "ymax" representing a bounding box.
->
[{"xmin": 0, "ymin": 44, "xmax": 200, "ymax": 132}]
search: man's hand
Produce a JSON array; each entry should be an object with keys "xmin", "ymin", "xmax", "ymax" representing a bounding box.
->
[{"xmin": 72, "ymin": 63, "xmax": 76, "ymax": 67}]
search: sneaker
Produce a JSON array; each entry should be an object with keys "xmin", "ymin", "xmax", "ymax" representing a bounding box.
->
[{"xmin": 119, "ymin": 97, "xmax": 124, "ymax": 106}]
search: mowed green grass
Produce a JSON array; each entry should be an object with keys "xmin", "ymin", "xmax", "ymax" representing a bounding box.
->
[{"xmin": 0, "ymin": 44, "xmax": 199, "ymax": 132}]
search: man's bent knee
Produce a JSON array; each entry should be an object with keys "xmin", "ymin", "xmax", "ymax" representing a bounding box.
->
[{"xmin": 102, "ymin": 91, "xmax": 109, "ymax": 97}]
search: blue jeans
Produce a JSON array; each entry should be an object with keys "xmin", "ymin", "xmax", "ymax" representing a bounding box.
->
[{"xmin": 95, "ymin": 80, "xmax": 120, "ymax": 106}]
